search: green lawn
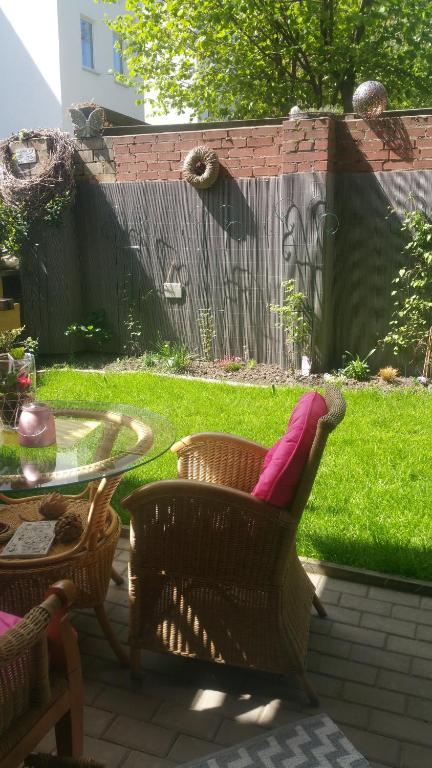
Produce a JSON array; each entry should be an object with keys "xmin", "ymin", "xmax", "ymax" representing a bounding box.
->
[{"xmin": 37, "ymin": 370, "xmax": 432, "ymax": 582}]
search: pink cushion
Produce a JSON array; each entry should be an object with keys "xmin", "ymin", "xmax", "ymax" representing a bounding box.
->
[
  {"xmin": 0, "ymin": 610, "xmax": 21, "ymax": 636},
  {"xmin": 252, "ymin": 391, "xmax": 327, "ymax": 508}
]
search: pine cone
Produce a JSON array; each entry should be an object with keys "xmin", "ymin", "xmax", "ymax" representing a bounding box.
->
[
  {"xmin": 55, "ymin": 511, "xmax": 83, "ymax": 544},
  {"xmin": 40, "ymin": 492, "xmax": 67, "ymax": 520}
]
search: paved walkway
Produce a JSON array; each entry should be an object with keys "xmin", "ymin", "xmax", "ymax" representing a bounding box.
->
[{"xmin": 41, "ymin": 539, "xmax": 432, "ymax": 768}]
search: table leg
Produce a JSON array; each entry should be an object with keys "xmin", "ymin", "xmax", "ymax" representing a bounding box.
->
[
  {"xmin": 94, "ymin": 603, "xmax": 129, "ymax": 665},
  {"xmin": 111, "ymin": 566, "xmax": 124, "ymax": 586}
]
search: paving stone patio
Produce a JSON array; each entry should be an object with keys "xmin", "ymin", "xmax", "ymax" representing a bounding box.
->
[{"xmin": 41, "ymin": 538, "xmax": 432, "ymax": 768}]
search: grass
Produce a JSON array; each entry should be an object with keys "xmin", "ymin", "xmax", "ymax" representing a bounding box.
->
[{"xmin": 36, "ymin": 370, "xmax": 432, "ymax": 582}]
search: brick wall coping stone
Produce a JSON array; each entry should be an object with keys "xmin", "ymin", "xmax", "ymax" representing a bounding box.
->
[
  {"xmin": 103, "ymin": 108, "xmax": 432, "ymax": 137},
  {"xmin": 119, "ymin": 525, "xmax": 432, "ymax": 596}
]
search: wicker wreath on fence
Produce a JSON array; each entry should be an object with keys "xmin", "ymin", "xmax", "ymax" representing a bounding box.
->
[
  {"xmin": 0, "ymin": 129, "xmax": 75, "ymax": 214},
  {"xmin": 182, "ymin": 145, "xmax": 220, "ymax": 189}
]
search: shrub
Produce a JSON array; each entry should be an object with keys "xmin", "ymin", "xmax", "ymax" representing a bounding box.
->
[
  {"xmin": 268, "ymin": 280, "xmax": 312, "ymax": 371},
  {"xmin": 378, "ymin": 366, "xmax": 399, "ymax": 383},
  {"xmin": 341, "ymin": 349, "xmax": 375, "ymax": 381},
  {"xmin": 155, "ymin": 341, "xmax": 191, "ymax": 373}
]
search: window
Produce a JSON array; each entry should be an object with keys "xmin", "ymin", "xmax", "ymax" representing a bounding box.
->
[
  {"xmin": 112, "ymin": 33, "xmax": 124, "ymax": 74},
  {"xmin": 81, "ymin": 18, "xmax": 94, "ymax": 69}
]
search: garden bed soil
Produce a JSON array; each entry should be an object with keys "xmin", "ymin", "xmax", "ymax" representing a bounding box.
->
[{"xmin": 40, "ymin": 354, "xmax": 425, "ymax": 390}]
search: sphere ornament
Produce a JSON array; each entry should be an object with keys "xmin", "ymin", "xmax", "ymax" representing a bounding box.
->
[
  {"xmin": 182, "ymin": 146, "xmax": 219, "ymax": 189},
  {"xmin": 352, "ymin": 81, "xmax": 388, "ymax": 119}
]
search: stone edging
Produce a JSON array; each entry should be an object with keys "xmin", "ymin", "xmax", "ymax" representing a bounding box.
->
[{"xmin": 120, "ymin": 524, "xmax": 432, "ymax": 597}]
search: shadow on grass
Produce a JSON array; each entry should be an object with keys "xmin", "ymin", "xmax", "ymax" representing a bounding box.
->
[{"xmin": 299, "ymin": 529, "xmax": 432, "ymax": 583}]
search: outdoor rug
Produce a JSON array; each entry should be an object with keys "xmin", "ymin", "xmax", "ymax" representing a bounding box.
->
[{"xmin": 179, "ymin": 714, "xmax": 369, "ymax": 768}]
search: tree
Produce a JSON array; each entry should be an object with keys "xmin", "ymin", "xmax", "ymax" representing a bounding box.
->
[{"xmin": 103, "ymin": 0, "xmax": 432, "ymax": 118}]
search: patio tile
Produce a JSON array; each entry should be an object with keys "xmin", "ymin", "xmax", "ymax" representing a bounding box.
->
[
  {"xmin": 339, "ymin": 594, "xmax": 392, "ymax": 617},
  {"xmin": 343, "ymin": 681, "xmax": 405, "ymax": 715},
  {"xmin": 324, "ymin": 604, "xmax": 361, "ymax": 626},
  {"xmin": 308, "ymin": 633, "xmax": 351, "ymax": 658},
  {"xmin": 122, "ymin": 753, "xmax": 176, "ymax": 768},
  {"xmin": 103, "ymin": 715, "xmax": 177, "ymax": 756},
  {"xmin": 84, "ymin": 680, "xmax": 105, "ymax": 705},
  {"xmin": 93, "ymin": 686, "xmax": 162, "ymax": 721},
  {"xmin": 83, "ymin": 736, "xmax": 129, "ymax": 768},
  {"xmin": 378, "ymin": 669, "xmax": 432, "ymax": 700},
  {"xmin": 258, "ymin": 701, "xmax": 304, "ymax": 727},
  {"xmin": 350, "ymin": 644, "xmax": 410, "ymax": 674},
  {"xmin": 369, "ymin": 587, "xmax": 421, "ymax": 608},
  {"xmin": 392, "ymin": 604, "xmax": 432, "ymax": 626},
  {"xmin": 405, "ymin": 695, "xmax": 432, "ymax": 721},
  {"xmin": 317, "ymin": 588, "xmax": 340, "ymax": 606},
  {"xmin": 331, "ymin": 622, "xmax": 386, "ymax": 649},
  {"xmin": 360, "ymin": 612, "xmax": 415, "ymax": 639},
  {"xmin": 401, "ymin": 742, "xmax": 432, "ymax": 768},
  {"xmin": 342, "ymin": 725, "xmax": 401, "ymax": 767},
  {"xmin": 411, "ymin": 657, "xmax": 432, "ymax": 680},
  {"xmin": 316, "ymin": 695, "xmax": 369, "ymax": 729},
  {"xmin": 167, "ymin": 735, "xmax": 217, "ymax": 763},
  {"xmin": 370, "ymin": 709, "xmax": 432, "ymax": 748},
  {"xmin": 310, "ymin": 615, "xmax": 333, "ymax": 635},
  {"xmin": 387, "ymin": 635, "xmax": 432, "ymax": 660},
  {"xmin": 213, "ymin": 718, "xmax": 267, "ymax": 746},
  {"xmin": 416, "ymin": 623, "xmax": 432, "ymax": 642},
  {"xmin": 320, "ymin": 577, "xmax": 369, "ymax": 597},
  {"xmin": 152, "ymin": 700, "xmax": 223, "ymax": 741},
  {"xmin": 83, "ymin": 706, "xmax": 116, "ymax": 738},
  {"xmin": 308, "ymin": 652, "xmax": 378, "ymax": 685}
]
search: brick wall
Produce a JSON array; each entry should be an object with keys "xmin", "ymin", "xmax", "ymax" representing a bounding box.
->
[{"xmin": 74, "ymin": 113, "xmax": 432, "ymax": 182}]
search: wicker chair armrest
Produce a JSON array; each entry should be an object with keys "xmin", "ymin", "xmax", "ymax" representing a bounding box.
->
[
  {"xmin": 171, "ymin": 433, "xmax": 268, "ymax": 491},
  {"xmin": 123, "ymin": 480, "xmax": 295, "ymax": 587},
  {"xmin": 0, "ymin": 580, "xmax": 76, "ymax": 665}
]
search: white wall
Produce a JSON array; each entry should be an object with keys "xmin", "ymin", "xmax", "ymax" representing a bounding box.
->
[
  {"xmin": 57, "ymin": 0, "xmax": 145, "ymax": 131},
  {"xmin": 0, "ymin": 0, "xmax": 62, "ymax": 138}
]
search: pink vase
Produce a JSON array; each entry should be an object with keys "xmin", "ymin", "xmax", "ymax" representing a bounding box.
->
[{"xmin": 18, "ymin": 402, "xmax": 56, "ymax": 447}]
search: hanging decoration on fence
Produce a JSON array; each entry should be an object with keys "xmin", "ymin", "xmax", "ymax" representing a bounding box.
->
[
  {"xmin": 0, "ymin": 129, "xmax": 75, "ymax": 215},
  {"xmin": 182, "ymin": 146, "xmax": 220, "ymax": 189},
  {"xmin": 352, "ymin": 81, "xmax": 388, "ymax": 119}
]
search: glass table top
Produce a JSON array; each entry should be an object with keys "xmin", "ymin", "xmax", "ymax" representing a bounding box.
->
[{"xmin": 0, "ymin": 401, "xmax": 176, "ymax": 491}]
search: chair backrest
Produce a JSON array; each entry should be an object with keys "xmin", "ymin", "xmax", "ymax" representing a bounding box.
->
[{"xmin": 288, "ymin": 386, "xmax": 346, "ymax": 526}]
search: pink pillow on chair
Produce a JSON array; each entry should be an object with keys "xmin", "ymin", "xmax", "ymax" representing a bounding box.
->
[
  {"xmin": 0, "ymin": 611, "xmax": 21, "ymax": 635},
  {"xmin": 252, "ymin": 391, "xmax": 327, "ymax": 508}
]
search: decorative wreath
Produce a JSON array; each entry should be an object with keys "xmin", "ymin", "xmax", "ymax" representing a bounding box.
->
[
  {"xmin": 0, "ymin": 129, "xmax": 75, "ymax": 214},
  {"xmin": 182, "ymin": 145, "xmax": 220, "ymax": 189}
]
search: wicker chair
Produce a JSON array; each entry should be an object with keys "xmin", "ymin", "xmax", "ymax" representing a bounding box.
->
[
  {"xmin": 0, "ymin": 580, "xmax": 83, "ymax": 768},
  {"xmin": 123, "ymin": 387, "xmax": 346, "ymax": 704}
]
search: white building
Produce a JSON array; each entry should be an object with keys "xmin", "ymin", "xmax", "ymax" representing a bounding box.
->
[{"xmin": 0, "ymin": 0, "xmax": 151, "ymax": 138}]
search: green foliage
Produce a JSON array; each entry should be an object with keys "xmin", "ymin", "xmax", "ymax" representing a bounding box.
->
[
  {"xmin": 197, "ymin": 309, "xmax": 215, "ymax": 361},
  {"xmin": 102, "ymin": 0, "xmax": 432, "ymax": 117},
  {"xmin": 0, "ymin": 327, "xmax": 26, "ymax": 354},
  {"xmin": 341, "ymin": 349, "xmax": 376, "ymax": 381},
  {"xmin": 269, "ymin": 280, "xmax": 311, "ymax": 371},
  {"xmin": 383, "ymin": 209, "xmax": 432, "ymax": 367},
  {"xmin": 9, "ymin": 347, "xmax": 25, "ymax": 360},
  {"xmin": 22, "ymin": 336, "xmax": 39, "ymax": 357},
  {"xmin": 0, "ymin": 199, "xmax": 29, "ymax": 256},
  {"xmin": 123, "ymin": 310, "xmax": 143, "ymax": 357},
  {"xmin": 41, "ymin": 190, "xmax": 73, "ymax": 227},
  {"xmin": 247, "ymin": 358, "xmax": 257, "ymax": 369},
  {"xmin": 155, "ymin": 340, "xmax": 191, "ymax": 372},
  {"xmin": 65, "ymin": 312, "xmax": 112, "ymax": 349}
]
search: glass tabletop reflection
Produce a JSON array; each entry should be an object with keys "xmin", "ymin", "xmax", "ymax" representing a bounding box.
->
[{"xmin": 0, "ymin": 400, "xmax": 176, "ymax": 491}]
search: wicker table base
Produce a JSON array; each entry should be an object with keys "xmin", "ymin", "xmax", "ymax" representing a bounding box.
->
[{"xmin": 0, "ymin": 479, "xmax": 128, "ymax": 665}]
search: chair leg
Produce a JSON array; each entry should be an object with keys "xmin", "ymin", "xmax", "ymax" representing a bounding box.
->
[
  {"xmin": 313, "ymin": 593, "xmax": 327, "ymax": 618},
  {"xmin": 130, "ymin": 647, "xmax": 142, "ymax": 679},
  {"xmin": 111, "ymin": 566, "xmax": 125, "ymax": 586},
  {"xmin": 94, "ymin": 604, "xmax": 129, "ymax": 666},
  {"xmin": 55, "ymin": 707, "xmax": 83, "ymax": 758},
  {"xmin": 298, "ymin": 670, "xmax": 320, "ymax": 708}
]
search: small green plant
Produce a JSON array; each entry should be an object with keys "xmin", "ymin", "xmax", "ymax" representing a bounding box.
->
[
  {"xmin": 341, "ymin": 349, "xmax": 375, "ymax": 381},
  {"xmin": 123, "ymin": 310, "xmax": 143, "ymax": 357},
  {"xmin": 22, "ymin": 336, "xmax": 39, "ymax": 357},
  {"xmin": 247, "ymin": 358, "xmax": 257, "ymax": 369},
  {"xmin": 383, "ymin": 208, "xmax": 432, "ymax": 373},
  {"xmin": 41, "ymin": 190, "xmax": 73, "ymax": 227},
  {"xmin": 198, "ymin": 308, "xmax": 215, "ymax": 361},
  {"xmin": 268, "ymin": 280, "xmax": 312, "ymax": 371},
  {"xmin": 155, "ymin": 340, "xmax": 191, "ymax": 372},
  {"xmin": 0, "ymin": 200, "xmax": 29, "ymax": 257},
  {"xmin": 0, "ymin": 327, "xmax": 26, "ymax": 353},
  {"xmin": 65, "ymin": 311, "xmax": 111, "ymax": 350}
]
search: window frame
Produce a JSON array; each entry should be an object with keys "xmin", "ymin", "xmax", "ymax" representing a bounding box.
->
[
  {"xmin": 80, "ymin": 16, "xmax": 95, "ymax": 71},
  {"xmin": 112, "ymin": 32, "xmax": 124, "ymax": 75}
]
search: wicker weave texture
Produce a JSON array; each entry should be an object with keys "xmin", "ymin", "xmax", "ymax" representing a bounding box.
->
[{"xmin": 124, "ymin": 387, "xmax": 346, "ymax": 697}]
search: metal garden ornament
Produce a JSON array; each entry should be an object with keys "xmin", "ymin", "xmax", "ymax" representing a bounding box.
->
[{"xmin": 352, "ymin": 81, "xmax": 388, "ymax": 119}]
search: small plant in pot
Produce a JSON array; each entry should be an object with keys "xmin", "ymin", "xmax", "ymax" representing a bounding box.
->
[{"xmin": 0, "ymin": 327, "xmax": 37, "ymax": 429}]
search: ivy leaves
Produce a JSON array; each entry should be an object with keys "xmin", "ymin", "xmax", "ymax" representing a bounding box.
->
[{"xmin": 383, "ymin": 210, "xmax": 432, "ymax": 365}]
